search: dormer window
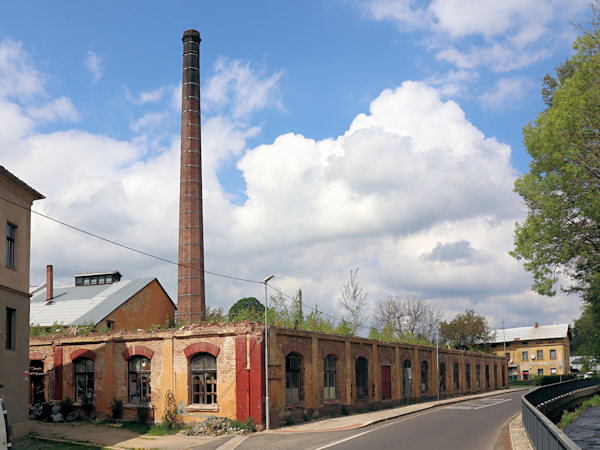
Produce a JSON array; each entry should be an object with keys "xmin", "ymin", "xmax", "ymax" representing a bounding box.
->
[{"xmin": 75, "ymin": 271, "xmax": 121, "ymax": 286}]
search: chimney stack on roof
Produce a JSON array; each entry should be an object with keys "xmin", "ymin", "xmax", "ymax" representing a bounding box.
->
[
  {"xmin": 46, "ymin": 264, "xmax": 53, "ymax": 302},
  {"xmin": 177, "ymin": 29, "xmax": 206, "ymax": 323},
  {"xmin": 534, "ymin": 321, "xmax": 539, "ymax": 328}
]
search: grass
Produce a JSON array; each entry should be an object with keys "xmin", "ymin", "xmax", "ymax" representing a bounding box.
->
[
  {"xmin": 12, "ymin": 435, "xmax": 102, "ymax": 449},
  {"xmin": 558, "ymin": 394, "xmax": 600, "ymax": 429}
]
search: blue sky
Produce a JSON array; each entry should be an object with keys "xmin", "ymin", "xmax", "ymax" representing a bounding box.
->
[{"xmin": 0, "ymin": 1, "xmax": 591, "ymax": 330}]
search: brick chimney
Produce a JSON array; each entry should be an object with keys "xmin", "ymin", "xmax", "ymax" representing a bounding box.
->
[
  {"xmin": 177, "ymin": 29, "xmax": 206, "ymax": 323},
  {"xmin": 46, "ymin": 264, "xmax": 53, "ymax": 302},
  {"xmin": 534, "ymin": 322, "xmax": 538, "ymax": 328}
]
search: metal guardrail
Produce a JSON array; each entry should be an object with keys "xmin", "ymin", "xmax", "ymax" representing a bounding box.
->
[{"xmin": 522, "ymin": 378, "xmax": 599, "ymax": 450}]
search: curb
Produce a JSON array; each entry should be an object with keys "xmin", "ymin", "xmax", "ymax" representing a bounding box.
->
[{"xmin": 270, "ymin": 388, "xmax": 527, "ymax": 433}]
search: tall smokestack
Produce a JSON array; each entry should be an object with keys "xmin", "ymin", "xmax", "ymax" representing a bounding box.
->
[
  {"xmin": 46, "ymin": 264, "xmax": 53, "ymax": 302},
  {"xmin": 177, "ymin": 29, "xmax": 206, "ymax": 323}
]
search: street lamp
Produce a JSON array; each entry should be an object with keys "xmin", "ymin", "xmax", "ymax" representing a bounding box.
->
[
  {"xmin": 436, "ymin": 323, "xmax": 440, "ymax": 401},
  {"xmin": 264, "ymin": 275, "xmax": 274, "ymax": 430}
]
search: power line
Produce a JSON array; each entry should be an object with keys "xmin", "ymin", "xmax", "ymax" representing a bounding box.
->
[
  {"xmin": 1, "ymin": 195, "xmax": 392, "ymax": 337},
  {"xmin": 0, "ymin": 195, "xmax": 262, "ymax": 285}
]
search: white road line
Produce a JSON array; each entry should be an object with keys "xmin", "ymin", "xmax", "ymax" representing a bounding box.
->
[
  {"xmin": 216, "ymin": 435, "xmax": 249, "ymax": 450},
  {"xmin": 473, "ymin": 398, "xmax": 511, "ymax": 409},
  {"xmin": 315, "ymin": 428, "xmax": 377, "ymax": 450}
]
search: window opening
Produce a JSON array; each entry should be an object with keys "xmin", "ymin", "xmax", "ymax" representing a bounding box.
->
[
  {"xmin": 6, "ymin": 223, "xmax": 15, "ymax": 268},
  {"xmin": 421, "ymin": 361, "xmax": 428, "ymax": 394},
  {"xmin": 355, "ymin": 357, "xmax": 368, "ymax": 399},
  {"xmin": 190, "ymin": 353, "xmax": 217, "ymax": 404},
  {"xmin": 324, "ymin": 355, "xmax": 336, "ymax": 400},
  {"xmin": 75, "ymin": 358, "xmax": 94, "ymax": 402},
  {"xmin": 286, "ymin": 352, "xmax": 302, "ymax": 404},
  {"xmin": 128, "ymin": 356, "xmax": 151, "ymax": 403},
  {"xmin": 5, "ymin": 307, "xmax": 15, "ymax": 350}
]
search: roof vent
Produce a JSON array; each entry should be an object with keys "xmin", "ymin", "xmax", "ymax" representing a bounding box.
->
[{"xmin": 75, "ymin": 271, "xmax": 122, "ymax": 286}]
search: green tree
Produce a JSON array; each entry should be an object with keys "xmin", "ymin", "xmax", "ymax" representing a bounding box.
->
[
  {"xmin": 572, "ymin": 304, "xmax": 600, "ymax": 361},
  {"xmin": 511, "ymin": 6, "xmax": 600, "ymax": 362},
  {"xmin": 439, "ymin": 308, "xmax": 495, "ymax": 351},
  {"xmin": 228, "ymin": 297, "xmax": 265, "ymax": 322}
]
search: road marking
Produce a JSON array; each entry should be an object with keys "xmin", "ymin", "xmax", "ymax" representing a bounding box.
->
[
  {"xmin": 445, "ymin": 398, "xmax": 511, "ymax": 410},
  {"xmin": 315, "ymin": 428, "xmax": 377, "ymax": 449},
  {"xmin": 216, "ymin": 435, "xmax": 248, "ymax": 450}
]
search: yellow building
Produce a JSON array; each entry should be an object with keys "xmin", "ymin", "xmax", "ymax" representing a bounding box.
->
[
  {"xmin": 0, "ymin": 166, "xmax": 44, "ymax": 438},
  {"xmin": 490, "ymin": 322, "xmax": 572, "ymax": 380}
]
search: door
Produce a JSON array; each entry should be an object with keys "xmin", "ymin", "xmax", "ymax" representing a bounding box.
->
[{"xmin": 381, "ymin": 365, "xmax": 391, "ymax": 400}]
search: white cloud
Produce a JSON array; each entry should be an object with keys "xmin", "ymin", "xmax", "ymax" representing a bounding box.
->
[
  {"xmin": 86, "ymin": 51, "xmax": 104, "ymax": 83},
  {"xmin": 27, "ymin": 97, "xmax": 80, "ymax": 122},
  {"xmin": 364, "ymin": 0, "xmax": 588, "ymax": 73},
  {"xmin": 204, "ymin": 57, "xmax": 283, "ymax": 118},
  {"xmin": 479, "ymin": 77, "xmax": 532, "ymax": 110},
  {"xmin": 0, "ymin": 39, "xmax": 45, "ymax": 100},
  {"xmin": 0, "ymin": 40, "xmax": 580, "ymax": 331}
]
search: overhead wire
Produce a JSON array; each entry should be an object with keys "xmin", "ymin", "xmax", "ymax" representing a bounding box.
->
[{"xmin": 1, "ymin": 194, "xmax": 395, "ymax": 336}]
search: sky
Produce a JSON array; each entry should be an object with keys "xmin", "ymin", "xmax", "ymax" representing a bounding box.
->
[{"xmin": 0, "ymin": 0, "xmax": 592, "ymax": 332}]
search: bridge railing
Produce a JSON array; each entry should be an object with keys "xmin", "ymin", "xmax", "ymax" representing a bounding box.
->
[{"xmin": 522, "ymin": 378, "xmax": 598, "ymax": 450}]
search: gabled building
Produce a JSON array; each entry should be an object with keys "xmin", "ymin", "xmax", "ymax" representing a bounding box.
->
[
  {"xmin": 489, "ymin": 322, "xmax": 572, "ymax": 380},
  {"xmin": 30, "ymin": 268, "xmax": 175, "ymax": 331},
  {"xmin": 0, "ymin": 166, "xmax": 44, "ymax": 438}
]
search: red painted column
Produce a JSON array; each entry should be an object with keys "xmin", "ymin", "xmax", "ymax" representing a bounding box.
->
[{"xmin": 235, "ymin": 335, "xmax": 249, "ymax": 420}]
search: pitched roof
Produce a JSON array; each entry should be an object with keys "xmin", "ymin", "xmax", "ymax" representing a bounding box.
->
[
  {"xmin": 490, "ymin": 323, "xmax": 571, "ymax": 344},
  {"xmin": 0, "ymin": 166, "xmax": 45, "ymax": 200},
  {"xmin": 29, "ymin": 278, "xmax": 173, "ymax": 326}
]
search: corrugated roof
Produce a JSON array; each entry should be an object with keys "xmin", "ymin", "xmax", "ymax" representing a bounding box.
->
[
  {"xmin": 30, "ymin": 278, "xmax": 162, "ymax": 326},
  {"xmin": 491, "ymin": 323, "xmax": 571, "ymax": 343}
]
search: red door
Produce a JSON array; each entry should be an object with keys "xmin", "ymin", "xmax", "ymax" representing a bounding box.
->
[{"xmin": 381, "ymin": 365, "xmax": 392, "ymax": 400}]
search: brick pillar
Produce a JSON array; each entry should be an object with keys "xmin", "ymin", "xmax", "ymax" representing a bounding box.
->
[
  {"xmin": 344, "ymin": 339, "xmax": 352, "ymax": 404},
  {"xmin": 54, "ymin": 344, "xmax": 63, "ymax": 400},
  {"xmin": 178, "ymin": 29, "xmax": 206, "ymax": 323}
]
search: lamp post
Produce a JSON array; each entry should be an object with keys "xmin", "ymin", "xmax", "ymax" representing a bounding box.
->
[
  {"xmin": 264, "ymin": 275, "xmax": 274, "ymax": 430},
  {"xmin": 436, "ymin": 323, "xmax": 440, "ymax": 401}
]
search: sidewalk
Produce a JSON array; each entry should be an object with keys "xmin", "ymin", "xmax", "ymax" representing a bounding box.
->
[{"xmin": 23, "ymin": 388, "xmax": 533, "ymax": 449}]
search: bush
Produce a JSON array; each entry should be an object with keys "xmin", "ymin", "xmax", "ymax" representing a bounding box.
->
[
  {"xmin": 110, "ymin": 398, "xmax": 124, "ymax": 421},
  {"xmin": 59, "ymin": 397, "xmax": 74, "ymax": 417},
  {"xmin": 285, "ymin": 414, "xmax": 295, "ymax": 426},
  {"xmin": 340, "ymin": 405, "xmax": 349, "ymax": 416}
]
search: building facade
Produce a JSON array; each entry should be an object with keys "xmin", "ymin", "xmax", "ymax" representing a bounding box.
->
[
  {"xmin": 490, "ymin": 323, "xmax": 571, "ymax": 380},
  {"xmin": 30, "ymin": 324, "xmax": 508, "ymax": 427},
  {"xmin": 0, "ymin": 166, "xmax": 44, "ymax": 437}
]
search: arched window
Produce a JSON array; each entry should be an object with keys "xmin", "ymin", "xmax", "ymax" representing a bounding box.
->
[
  {"xmin": 74, "ymin": 358, "xmax": 94, "ymax": 402},
  {"xmin": 286, "ymin": 352, "xmax": 302, "ymax": 404},
  {"xmin": 128, "ymin": 356, "xmax": 151, "ymax": 403},
  {"xmin": 355, "ymin": 357, "xmax": 368, "ymax": 399},
  {"xmin": 439, "ymin": 362, "xmax": 446, "ymax": 393},
  {"xmin": 403, "ymin": 360, "xmax": 412, "ymax": 395},
  {"xmin": 485, "ymin": 364, "xmax": 490, "ymax": 389},
  {"xmin": 476, "ymin": 364, "xmax": 481, "ymax": 390},
  {"xmin": 465, "ymin": 363, "xmax": 471, "ymax": 390},
  {"xmin": 453, "ymin": 363, "xmax": 460, "ymax": 391},
  {"xmin": 421, "ymin": 361, "xmax": 428, "ymax": 394},
  {"xmin": 190, "ymin": 353, "xmax": 217, "ymax": 404},
  {"xmin": 324, "ymin": 355, "xmax": 336, "ymax": 400}
]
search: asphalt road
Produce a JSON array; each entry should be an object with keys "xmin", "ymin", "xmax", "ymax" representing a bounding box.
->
[
  {"xmin": 231, "ymin": 389, "xmax": 525, "ymax": 450},
  {"xmin": 322, "ymin": 389, "xmax": 525, "ymax": 450}
]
